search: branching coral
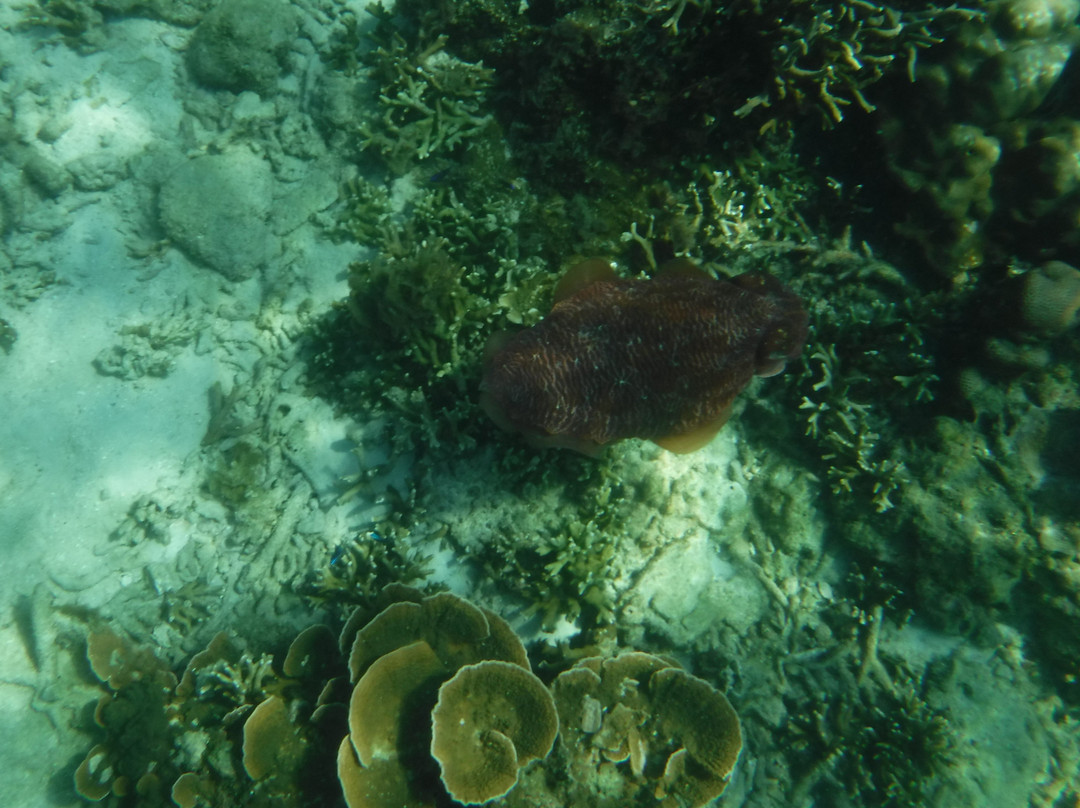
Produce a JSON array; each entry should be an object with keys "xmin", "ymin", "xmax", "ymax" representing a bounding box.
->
[
  {"xmin": 771, "ymin": 237, "xmax": 947, "ymax": 513},
  {"xmin": 350, "ymin": 9, "xmax": 495, "ymax": 174},
  {"xmin": 759, "ymin": 0, "xmax": 982, "ymax": 126},
  {"xmin": 786, "ymin": 671, "xmax": 953, "ymax": 806},
  {"xmin": 303, "ymin": 521, "xmax": 434, "ymax": 611}
]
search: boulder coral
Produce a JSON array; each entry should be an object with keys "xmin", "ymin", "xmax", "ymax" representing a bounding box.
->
[{"xmin": 1019, "ymin": 260, "xmax": 1080, "ymax": 334}]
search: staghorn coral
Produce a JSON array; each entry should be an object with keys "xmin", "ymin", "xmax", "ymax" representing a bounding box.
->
[
  {"xmin": 744, "ymin": 236, "xmax": 947, "ymax": 514},
  {"xmin": 385, "ymin": 0, "xmax": 973, "ymax": 187},
  {"xmin": 359, "ymin": 38, "xmax": 495, "ymax": 173},
  {"xmin": 784, "ymin": 667, "xmax": 953, "ymax": 806}
]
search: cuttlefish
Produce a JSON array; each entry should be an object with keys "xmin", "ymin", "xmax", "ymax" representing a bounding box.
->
[{"xmin": 481, "ymin": 258, "xmax": 808, "ymax": 455}]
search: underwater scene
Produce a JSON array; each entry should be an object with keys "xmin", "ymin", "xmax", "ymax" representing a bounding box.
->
[{"xmin": 1, "ymin": 0, "xmax": 1080, "ymax": 806}]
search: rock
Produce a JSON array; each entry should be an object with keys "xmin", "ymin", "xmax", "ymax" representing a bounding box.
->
[
  {"xmin": 186, "ymin": 0, "xmax": 297, "ymax": 93},
  {"xmin": 158, "ymin": 150, "xmax": 275, "ymax": 281}
]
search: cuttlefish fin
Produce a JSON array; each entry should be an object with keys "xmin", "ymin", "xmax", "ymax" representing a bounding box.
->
[
  {"xmin": 553, "ymin": 258, "xmax": 618, "ymax": 304},
  {"xmin": 651, "ymin": 403, "xmax": 733, "ymax": 454}
]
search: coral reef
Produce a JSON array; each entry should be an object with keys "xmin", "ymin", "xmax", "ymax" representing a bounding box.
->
[
  {"xmin": 33, "ymin": 0, "xmax": 1080, "ymax": 806},
  {"xmin": 18, "ymin": 0, "xmax": 217, "ymax": 51},
  {"xmin": 388, "ymin": 0, "xmax": 967, "ymax": 183},
  {"xmin": 1019, "ymin": 260, "xmax": 1080, "ymax": 334},
  {"xmin": 157, "ymin": 150, "xmax": 276, "ymax": 281},
  {"xmin": 68, "ymin": 580, "xmax": 751, "ymax": 808},
  {"xmin": 834, "ymin": 0, "xmax": 1080, "ymax": 279},
  {"xmin": 339, "ymin": 593, "xmax": 539, "ymax": 808}
]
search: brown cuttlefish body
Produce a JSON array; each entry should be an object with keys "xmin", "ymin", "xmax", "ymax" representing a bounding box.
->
[{"xmin": 481, "ymin": 258, "xmax": 808, "ymax": 455}]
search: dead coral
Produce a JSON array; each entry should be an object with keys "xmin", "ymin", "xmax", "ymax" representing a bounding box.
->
[{"xmin": 18, "ymin": 0, "xmax": 106, "ymax": 52}]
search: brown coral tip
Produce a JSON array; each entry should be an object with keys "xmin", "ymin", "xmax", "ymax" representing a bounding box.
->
[
  {"xmin": 74, "ymin": 744, "xmax": 113, "ymax": 802},
  {"xmin": 339, "ymin": 584, "xmax": 426, "ymax": 657},
  {"xmin": 348, "ymin": 640, "xmax": 446, "ymax": 768},
  {"xmin": 552, "ymin": 665, "xmax": 603, "ymax": 733},
  {"xmin": 341, "ymin": 640, "xmax": 446, "ymax": 808},
  {"xmin": 594, "ymin": 702, "xmax": 647, "ymax": 764},
  {"xmin": 283, "ymin": 624, "xmax": 337, "ymax": 679},
  {"xmin": 337, "ymin": 736, "xmax": 431, "ymax": 808},
  {"xmin": 1020, "ymin": 260, "xmax": 1080, "ymax": 334},
  {"xmin": 347, "ymin": 592, "xmax": 528, "ymax": 683},
  {"xmin": 176, "ymin": 631, "xmax": 236, "ymax": 698},
  {"xmin": 86, "ymin": 630, "xmax": 135, "ymax": 690},
  {"xmin": 430, "ymin": 661, "xmax": 558, "ymax": 805},
  {"xmin": 347, "ymin": 600, "xmax": 428, "ymax": 682},
  {"xmin": 650, "ymin": 667, "xmax": 742, "ymax": 783},
  {"xmin": 242, "ymin": 694, "xmax": 307, "ymax": 781},
  {"xmin": 170, "ymin": 773, "xmax": 207, "ymax": 808},
  {"xmin": 87, "ymin": 628, "xmax": 177, "ymax": 692},
  {"xmin": 598, "ymin": 652, "xmax": 676, "ymax": 704}
]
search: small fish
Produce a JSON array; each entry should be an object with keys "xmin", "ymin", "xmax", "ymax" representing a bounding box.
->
[
  {"xmin": 330, "ymin": 543, "xmax": 349, "ymax": 568},
  {"xmin": 481, "ymin": 258, "xmax": 808, "ymax": 454}
]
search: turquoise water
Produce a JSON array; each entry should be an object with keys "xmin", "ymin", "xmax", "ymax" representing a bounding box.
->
[{"xmin": 0, "ymin": 1, "xmax": 1078, "ymax": 807}]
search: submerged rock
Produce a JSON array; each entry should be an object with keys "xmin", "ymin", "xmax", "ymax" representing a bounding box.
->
[
  {"xmin": 158, "ymin": 149, "xmax": 275, "ymax": 281},
  {"xmin": 186, "ymin": 0, "xmax": 297, "ymax": 94}
]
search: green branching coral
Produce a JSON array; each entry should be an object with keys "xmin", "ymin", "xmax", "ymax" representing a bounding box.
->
[
  {"xmin": 754, "ymin": 0, "xmax": 983, "ymax": 127},
  {"xmin": 347, "ymin": 242, "xmax": 483, "ymax": 378},
  {"xmin": 350, "ymin": 5, "xmax": 496, "ymax": 174},
  {"xmin": 776, "ymin": 237, "xmax": 947, "ymax": 513},
  {"xmin": 385, "ymin": 0, "xmax": 979, "ymax": 194},
  {"xmin": 442, "ymin": 453, "xmax": 632, "ymax": 632},
  {"xmin": 786, "ymin": 673, "xmax": 954, "ymax": 806}
]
